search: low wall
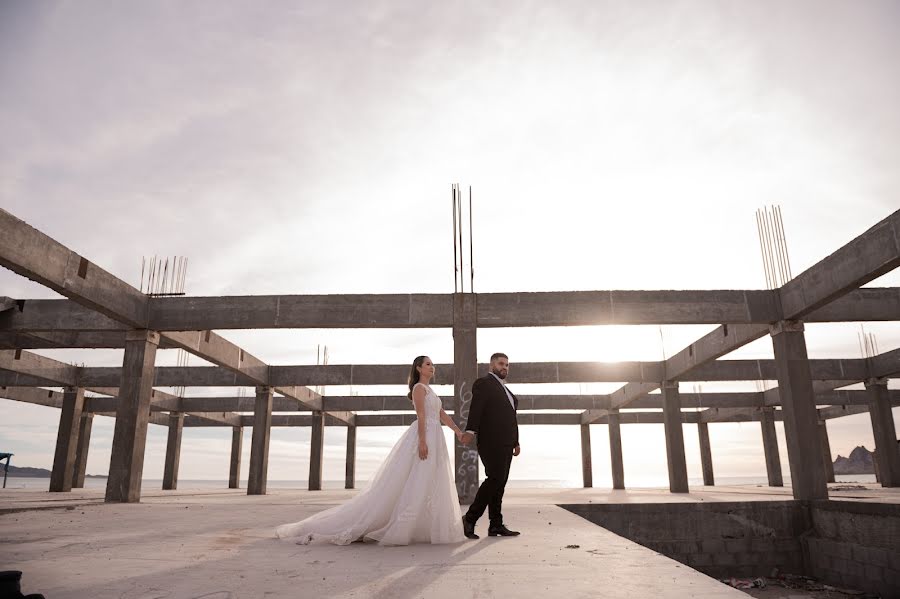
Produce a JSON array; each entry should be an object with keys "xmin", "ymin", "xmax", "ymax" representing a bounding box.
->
[
  {"xmin": 561, "ymin": 501, "xmax": 808, "ymax": 579},
  {"xmin": 562, "ymin": 499, "xmax": 900, "ymax": 596},
  {"xmin": 807, "ymin": 500, "xmax": 900, "ymax": 597}
]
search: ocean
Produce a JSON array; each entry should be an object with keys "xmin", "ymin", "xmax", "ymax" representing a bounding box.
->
[{"xmin": 2, "ymin": 474, "xmax": 879, "ymax": 491}]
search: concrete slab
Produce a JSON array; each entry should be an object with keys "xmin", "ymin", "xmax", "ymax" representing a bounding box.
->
[{"xmin": 0, "ymin": 487, "xmax": 815, "ymax": 599}]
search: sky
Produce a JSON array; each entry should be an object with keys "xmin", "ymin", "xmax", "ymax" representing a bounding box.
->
[{"xmin": 1, "ymin": 1, "xmax": 898, "ymax": 488}]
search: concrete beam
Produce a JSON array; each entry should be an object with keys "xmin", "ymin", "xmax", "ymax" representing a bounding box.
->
[
  {"xmin": 2, "ymin": 357, "xmax": 882, "ymax": 390},
  {"xmin": 0, "ymin": 209, "xmax": 148, "ymax": 327},
  {"xmin": 779, "ymin": 209, "xmax": 900, "ymax": 320},
  {"xmin": 869, "ymin": 347, "xmax": 900, "ymax": 379},
  {"xmin": 477, "ymin": 290, "xmax": 780, "ymax": 326},
  {"xmin": 150, "ymin": 293, "xmax": 454, "ymax": 330},
  {"xmin": 805, "ymin": 287, "xmax": 900, "ymax": 322},
  {"xmin": 0, "ymin": 349, "xmax": 79, "ymax": 386},
  {"xmin": 5, "ymin": 286, "xmax": 898, "ymax": 335},
  {"xmin": 0, "ymin": 209, "xmax": 336, "ymax": 423},
  {"xmin": 0, "ymin": 386, "xmax": 65, "ymax": 408}
]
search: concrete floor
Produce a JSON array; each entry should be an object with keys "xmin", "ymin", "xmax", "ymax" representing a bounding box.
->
[{"xmin": 2, "ymin": 484, "xmax": 897, "ymax": 599}]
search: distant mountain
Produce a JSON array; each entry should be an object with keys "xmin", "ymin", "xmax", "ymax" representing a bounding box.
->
[
  {"xmin": 2, "ymin": 465, "xmax": 105, "ymax": 478},
  {"xmin": 833, "ymin": 446, "xmax": 875, "ymax": 475}
]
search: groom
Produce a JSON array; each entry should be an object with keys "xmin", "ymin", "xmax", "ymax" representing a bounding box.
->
[{"xmin": 461, "ymin": 352, "xmax": 521, "ymax": 539}]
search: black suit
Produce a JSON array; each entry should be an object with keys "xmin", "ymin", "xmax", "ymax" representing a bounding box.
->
[{"xmin": 464, "ymin": 373, "xmax": 519, "ymax": 527}]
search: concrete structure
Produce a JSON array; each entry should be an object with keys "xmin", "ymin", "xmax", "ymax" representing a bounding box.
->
[
  {"xmin": 867, "ymin": 378, "xmax": 900, "ymax": 487},
  {"xmin": 770, "ymin": 321, "xmax": 828, "ymax": 500},
  {"xmin": 72, "ymin": 412, "xmax": 93, "ymax": 489},
  {"xmin": 662, "ymin": 382, "xmax": 689, "ymax": 493},
  {"xmin": 697, "ymin": 422, "xmax": 714, "ymax": 486},
  {"xmin": 345, "ymin": 425, "xmax": 356, "ymax": 489},
  {"xmin": 49, "ymin": 387, "xmax": 84, "ymax": 492},
  {"xmin": 106, "ymin": 330, "xmax": 159, "ymax": 503},
  {"xmin": 452, "ymin": 293, "xmax": 479, "ymax": 504},
  {"xmin": 247, "ymin": 386, "xmax": 273, "ymax": 495},
  {"xmin": 819, "ymin": 421, "xmax": 836, "ymax": 483},
  {"xmin": 608, "ymin": 409, "xmax": 625, "ymax": 490},
  {"xmin": 759, "ymin": 407, "xmax": 784, "ymax": 487},
  {"xmin": 228, "ymin": 426, "xmax": 242, "ymax": 489},
  {"xmin": 162, "ymin": 412, "xmax": 184, "ymax": 490},
  {"xmin": 0, "ymin": 207, "xmax": 899, "ymax": 505},
  {"xmin": 579, "ymin": 423, "xmax": 592, "ymax": 488},
  {"xmin": 309, "ymin": 410, "xmax": 324, "ymax": 491}
]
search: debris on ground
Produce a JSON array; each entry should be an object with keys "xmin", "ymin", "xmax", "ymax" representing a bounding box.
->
[
  {"xmin": 564, "ymin": 544, "xmax": 580, "ymax": 549},
  {"xmin": 722, "ymin": 571, "xmax": 881, "ymax": 598},
  {"xmin": 721, "ymin": 577, "xmax": 766, "ymax": 590}
]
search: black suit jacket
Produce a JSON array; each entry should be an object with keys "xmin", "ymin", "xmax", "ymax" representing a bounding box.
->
[{"xmin": 465, "ymin": 373, "xmax": 519, "ymax": 448}]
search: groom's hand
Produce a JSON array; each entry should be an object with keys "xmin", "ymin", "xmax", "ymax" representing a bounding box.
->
[
  {"xmin": 460, "ymin": 432, "xmax": 475, "ymax": 446},
  {"xmin": 512, "ymin": 445, "xmax": 520, "ymax": 457}
]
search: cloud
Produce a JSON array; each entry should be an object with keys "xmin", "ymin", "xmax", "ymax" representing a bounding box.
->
[{"xmin": 2, "ymin": 0, "xmax": 899, "ymax": 484}]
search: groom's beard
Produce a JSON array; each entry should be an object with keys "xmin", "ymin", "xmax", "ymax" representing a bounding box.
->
[{"xmin": 491, "ymin": 369, "xmax": 508, "ymax": 379}]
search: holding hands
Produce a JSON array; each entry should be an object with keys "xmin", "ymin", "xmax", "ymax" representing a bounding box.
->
[{"xmin": 456, "ymin": 430, "xmax": 475, "ymax": 446}]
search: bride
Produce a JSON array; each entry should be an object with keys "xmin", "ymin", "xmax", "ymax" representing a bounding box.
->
[{"xmin": 276, "ymin": 356, "xmax": 469, "ymax": 546}]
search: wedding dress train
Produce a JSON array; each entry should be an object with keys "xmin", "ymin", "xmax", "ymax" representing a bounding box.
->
[{"xmin": 275, "ymin": 383, "xmax": 465, "ymax": 546}]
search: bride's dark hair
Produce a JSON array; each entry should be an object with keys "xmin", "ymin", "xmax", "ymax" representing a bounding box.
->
[{"xmin": 407, "ymin": 355, "xmax": 428, "ymax": 401}]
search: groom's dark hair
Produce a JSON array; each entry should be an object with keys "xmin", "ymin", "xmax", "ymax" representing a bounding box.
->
[{"xmin": 490, "ymin": 352, "xmax": 508, "ymax": 362}]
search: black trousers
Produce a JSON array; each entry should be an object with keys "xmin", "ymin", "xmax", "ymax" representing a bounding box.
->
[{"xmin": 465, "ymin": 444, "xmax": 514, "ymax": 526}]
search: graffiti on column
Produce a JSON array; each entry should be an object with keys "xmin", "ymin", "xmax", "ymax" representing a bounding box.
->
[{"xmin": 455, "ymin": 380, "xmax": 479, "ymax": 500}]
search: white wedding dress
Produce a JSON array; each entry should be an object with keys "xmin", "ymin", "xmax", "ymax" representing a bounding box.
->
[{"xmin": 275, "ymin": 383, "xmax": 465, "ymax": 546}]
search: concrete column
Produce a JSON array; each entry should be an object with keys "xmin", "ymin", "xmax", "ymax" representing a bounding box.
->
[
  {"xmin": 698, "ymin": 422, "xmax": 714, "ymax": 486},
  {"xmin": 72, "ymin": 413, "xmax": 94, "ymax": 489},
  {"xmin": 770, "ymin": 321, "xmax": 828, "ymax": 500},
  {"xmin": 662, "ymin": 381, "xmax": 689, "ymax": 493},
  {"xmin": 453, "ymin": 293, "xmax": 479, "ymax": 504},
  {"xmin": 874, "ymin": 451, "xmax": 881, "ymax": 484},
  {"xmin": 309, "ymin": 411, "xmax": 325, "ymax": 491},
  {"xmin": 760, "ymin": 407, "xmax": 784, "ymax": 487},
  {"xmin": 106, "ymin": 330, "xmax": 160, "ymax": 503},
  {"xmin": 608, "ymin": 409, "xmax": 625, "ymax": 489},
  {"xmin": 247, "ymin": 385, "xmax": 273, "ymax": 495},
  {"xmin": 818, "ymin": 421, "xmax": 835, "ymax": 483},
  {"xmin": 50, "ymin": 387, "xmax": 85, "ymax": 492},
  {"xmin": 866, "ymin": 379, "xmax": 900, "ymax": 487},
  {"xmin": 229, "ymin": 426, "xmax": 242, "ymax": 489},
  {"xmin": 345, "ymin": 425, "xmax": 356, "ymax": 490},
  {"xmin": 162, "ymin": 413, "xmax": 184, "ymax": 490},
  {"xmin": 580, "ymin": 423, "xmax": 593, "ymax": 488}
]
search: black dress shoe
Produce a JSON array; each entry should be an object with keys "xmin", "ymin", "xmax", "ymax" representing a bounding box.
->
[
  {"xmin": 488, "ymin": 524, "xmax": 520, "ymax": 537},
  {"xmin": 462, "ymin": 516, "xmax": 479, "ymax": 539}
]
